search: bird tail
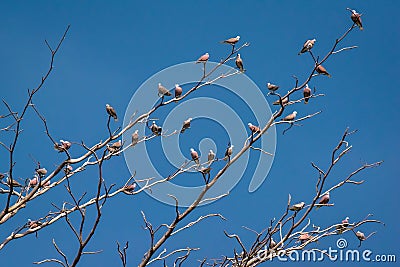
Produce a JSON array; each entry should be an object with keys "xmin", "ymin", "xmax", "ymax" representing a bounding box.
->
[{"xmin": 327, "ymin": 74, "xmax": 332, "ymax": 78}]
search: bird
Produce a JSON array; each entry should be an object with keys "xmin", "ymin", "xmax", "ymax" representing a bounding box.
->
[
  {"xmin": 221, "ymin": 36, "xmax": 240, "ymax": 45},
  {"xmin": 267, "ymin": 82, "xmax": 279, "ymax": 92},
  {"xmin": 106, "ymin": 104, "xmax": 118, "ymax": 121},
  {"xmin": 7, "ymin": 178, "xmax": 22, "ymax": 187},
  {"xmin": 190, "ymin": 148, "xmax": 200, "ymax": 165},
  {"xmin": 281, "ymin": 111, "xmax": 297, "ymax": 121},
  {"xmin": 316, "ymin": 192, "xmax": 330, "ymax": 209},
  {"xmin": 108, "ymin": 140, "xmax": 122, "ymax": 153},
  {"xmin": 199, "ymin": 166, "xmax": 212, "ymax": 175},
  {"xmin": 349, "ymin": 9, "xmax": 363, "ymax": 30},
  {"xmin": 298, "ymin": 39, "xmax": 316, "ymax": 55},
  {"xmin": 208, "ymin": 150, "xmax": 215, "ymax": 163},
  {"xmin": 132, "ymin": 130, "xmax": 139, "ymax": 146},
  {"xmin": 36, "ymin": 168, "xmax": 48, "ymax": 177},
  {"xmin": 0, "ymin": 173, "xmax": 5, "ymax": 179},
  {"xmin": 298, "ymin": 233, "xmax": 312, "ymax": 243},
  {"xmin": 224, "ymin": 144, "xmax": 234, "ymax": 161},
  {"xmin": 273, "ymin": 95, "xmax": 289, "ymax": 106},
  {"xmin": 248, "ymin": 123, "xmax": 261, "ymax": 133},
  {"xmin": 303, "ymin": 84, "xmax": 312, "ymax": 104},
  {"xmin": 289, "ymin": 201, "xmax": 305, "ymax": 211},
  {"xmin": 29, "ymin": 176, "xmax": 38, "ymax": 187},
  {"xmin": 316, "ymin": 65, "xmax": 332, "ymax": 78},
  {"xmin": 28, "ymin": 219, "xmax": 42, "ymax": 229},
  {"xmin": 342, "ymin": 216, "xmax": 349, "ymax": 226},
  {"xmin": 123, "ymin": 184, "xmax": 136, "ymax": 194},
  {"xmin": 196, "ymin": 53, "xmax": 209, "ymax": 63},
  {"xmin": 158, "ymin": 83, "xmax": 172, "ymax": 97},
  {"xmin": 235, "ymin": 54, "xmax": 244, "ymax": 72},
  {"xmin": 174, "ymin": 84, "xmax": 183, "ymax": 100},
  {"xmin": 180, "ymin": 118, "xmax": 192, "ymax": 133},
  {"xmin": 356, "ymin": 231, "xmax": 366, "ymax": 241},
  {"xmin": 64, "ymin": 164, "xmax": 73, "ymax": 174},
  {"xmin": 150, "ymin": 121, "xmax": 162, "ymax": 136},
  {"xmin": 55, "ymin": 140, "xmax": 72, "ymax": 152}
]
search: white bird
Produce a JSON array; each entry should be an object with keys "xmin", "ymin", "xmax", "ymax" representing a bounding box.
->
[
  {"xmin": 298, "ymin": 39, "xmax": 316, "ymax": 55},
  {"xmin": 208, "ymin": 149, "xmax": 215, "ymax": 163}
]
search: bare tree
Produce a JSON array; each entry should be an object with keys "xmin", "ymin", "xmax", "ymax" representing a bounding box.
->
[{"xmin": 0, "ymin": 7, "xmax": 383, "ymax": 267}]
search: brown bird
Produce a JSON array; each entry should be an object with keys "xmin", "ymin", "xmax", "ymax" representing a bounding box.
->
[
  {"xmin": 235, "ymin": 54, "xmax": 244, "ymax": 72},
  {"xmin": 181, "ymin": 118, "xmax": 192, "ymax": 133},
  {"xmin": 207, "ymin": 150, "xmax": 215, "ymax": 163},
  {"xmin": 303, "ymin": 84, "xmax": 312, "ymax": 104},
  {"xmin": 273, "ymin": 95, "xmax": 289, "ymax": 106},
  {"xmin": 349, "ymin": 9, "xmax": 363, "ymax": 30},
  {"xmin": 298, "ymin": 233, "xmax": 312, "ymax": 243},
  {"xmin": 248, "ymin": 123, "xmax": 261, "ymax": 133},
  {"xmin": 282, "ymin": 111, "xmax": 297, "ymax": 121},
  {"xmin": 316, "ymin": 65, "xmax": 332, "ymax": 78},
  {"xmin": 316, "ymin": 192, "xmax": 330, "ymax": 210},
  {"xmin": 108, "ymin": 140, "xmax": 122, "ymax": 153},
  {"xmin": 132, "ymin": 130, "xmax": 139, "ymax": 146},
  {"xmin": 36, "ymin": 168, "xmax": 48, "ymax": 177},
  {"xmin": 64, "ymin": 164, "xmax": 73, "ymax": 174},
  {"xmin": 106, "ymin": 104, "xmax": 118, "ymax": 121},
  {"xmin": 174, "ymin": 84, "xmax": 183, "ymax": 100},
  {"xmin": 298, "ymin": 39, "xmax": 316, "ymax": 55},
  {"xmin": 342, "ymin": 216, "xmax": 349, "ymax": 227},
  {"xmin": 221, "ymin": 35, "xmax": 240, "ymax": 45},
  {"xmin": 158, "ymin": 83, "xmax": 172, "ymax": 97},
  {"xmin": 196, "ymin": 53, "xmax": 209, "ymax": 63},
  {"xmin": 267, "ymin": 82, "xmax": 279, "ymax": 92},
  {"xmin": 269, "ymin": 238, "xmax": 277, "ymax": 249},
  {"xmin": 28, "ymin": 219, "xmax": 42, "ymax": 229},
  {"xmin": 190, "ymin": 148, "xmax": 200, "ymax": 165},
  {"xmin": 123, "ymin": 184, "xmax": 136, "ymax": 194},
  {"xmin": 7, "ymin": 178, "xmax": 22, "ymax": 187},
  {"xmin": 289, "ymin": 201, "xmax": 305, "ymax": 211}
]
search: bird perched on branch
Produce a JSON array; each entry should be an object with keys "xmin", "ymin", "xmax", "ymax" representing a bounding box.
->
[
  {"xmin": 273, "ymin": 95, "xmax": 289, "ymax": 106},
  {"xmin": 208, "ymin": 150, "xmax": 215, "ymax": 163},
  {"xmin": 54, "ymin": 140, "xmax": 71, "ymax": 152},
  {"xmin": 106, "ymin": 104, "xmax": 118, "ymax": 121},
  {"xmin": 36, "ymin": 168, "xmax": 47, "ymax": 177},
  {"xmin": 123, "ymin": 184, "xmax": 136, "ymax": 194},
  {"xmin": 348, "ymin": 9, "xmax": 363, "ymax": 30},
  {"xmin": 282, "ymin": 111, "xmax": 297, "ymax": 121},
  {"xmin": 7, "ymin": 178, "xmax": 22, "ymax": 187},
  {"xmin": 131, "ymin": 130, "xmax": 139, "ymax": 146},
  {"xmin": 196, "ymin": 53, "xmax": 209, "ymax": 64},
  {"xmin": 224, "ymin": 144, "xmax": 234, "ymax": 161},
  {"xmin": 221, "ymin": 35, "xmax": 240, "ymax": 45},
  {"xmin": 316, "ymin": 65, "xmax": 332, "ymax": 78},
  {"xmin": 107, "ymin": 140, "xmax": 122, "ymax": 153},
  {"xmin": 303, "ymin": 84, "xmax": 312, "ymax": 104},
  {"xmin": 298, "ymin": 39, "xmax": 316, "ymax": 55},
  {"xmin": 174, "ymin": 84, "xmax": 183, "ymax": 100},
  {"xmin": 180, "ymin": 118, "xmax": 192, "ymax": 133},
  {"xmin": 356, "ymin": 231, "xmax": 366, "ymax": 241},
  {"xmin": 150, "ymin": 121, "xmax": 162, "ymax": 136},
  {"xmin": 248, "ymin": 123, "xmax": 261, "ymax": 133},
  {"xmin": 158, "ymin": 83, "xmax": 172, "ymax": 97},
  {"xmin": 235, "ymin": 54, "xmax": 244, "ymax": 72},
  {"xmin": 267, "ymin": 82, "xmax": 279, "ymax": 93},
  {"xmin": 190, "ymin": 148, "xmax": 200, "ymax": 165},
  {"xmin": 289, "ymin": 201, "xmax": 305, "ymax": 211},
  {"xmin": 316, "ymin": 192, "xmax": 330, "ymax": 210}
]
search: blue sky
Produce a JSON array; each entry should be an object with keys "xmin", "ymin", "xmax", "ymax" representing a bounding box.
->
[{"xmin": 0, "ymin": 1, "xmax": 399, "ymax": 266}]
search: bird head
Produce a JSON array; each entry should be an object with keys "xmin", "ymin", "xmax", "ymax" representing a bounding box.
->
[
  {"xmin": 293, "ymin": 111, "xmax": 298, "ymax": 116},
  {"xmin": 106, "ymin": 104, "xmax": 110, "ymax": 108},
  {"xmin": 175, "ymin": 84, "xmax": 179, "ymax": 87},
  {"xmin": 188, "ymin": 117, "xmax": 192, "ymax": 121},
  {"xmin": 312, "ymin": 38, "xmax": 316, "ymax": 42},
  {"xmin": 209, "ymin": 149, "xmax": 214, "ymax": 153},
  {"xmin": 205, "ymin": 53, "xmax": 209, "ymax": 56},
  {"xmin": 190, "ymin": 148, "xmax": 195, "ymax": 152},
  {"xmin": 345, "ymin": 216, "xmax": 350, "ymax": 220},
  {"xmin": 236, "ymin": 36, "xmax": 240, "ymax": 39},
  {"xmin": 134, "ymin": 130, "xmax": 138, "ymax": 134},
  {"xmin": 247, "ymin": 122, "xmax": 252, "ymax": 127},
  {"xmin": 152, "ymin": 121, "xmax": 156, "ymax": 125},
  {"xmin": 267, "ymin": 82, "xmax": 271, "ymax": 86}
]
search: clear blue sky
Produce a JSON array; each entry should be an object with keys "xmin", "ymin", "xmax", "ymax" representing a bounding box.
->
[{"xmin": 0, "ymin": 1, "xmax": 399, "ymax": 266}]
